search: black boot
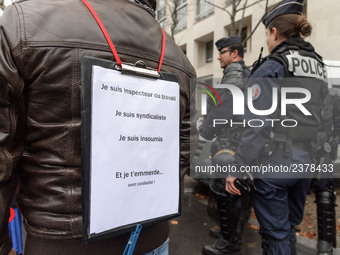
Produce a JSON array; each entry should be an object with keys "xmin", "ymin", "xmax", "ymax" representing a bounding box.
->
[
  {"xmin": 209, "ymin": 227, "xmax": 222, "ymax": 239},
  {"xmin": 202, "ymin": 237, "xmax": 241, "ymax": 255},
  {"xmin": 317, "ymin": 240, "xmax": 333, "ymax": 255},
  {"xmin": 315, "ymin": 191, "xmax": 336, "ymax": 255},
  {"xmin": 203, "ymin": 193, "xmax": 243, "ymax": 255},
  {"xmin": 208, "ymin": 192, "xmax": 251, "ymax": 240}
]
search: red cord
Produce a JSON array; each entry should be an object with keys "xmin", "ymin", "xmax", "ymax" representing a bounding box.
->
[
  {"xmin": 81, "ymin": 0, "xmax": 166, "ymax": 72},
  {"xmin": 80, "ymin": 0, "xmax": 122, "ymax": 66},
  {"xmin": 9, "ymin": 208, "xmax": 15, "ymax": 223},
  {"xmin": 158, "ymin": 29, "xmax": 166, "ymax": 72}
]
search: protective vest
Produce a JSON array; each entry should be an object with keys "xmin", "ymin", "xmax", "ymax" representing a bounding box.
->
[
  {"xmin": 268, "ymin": 45, "xmax": 328, "ymax": 143},
  {"xmin": 214, "ymin": 63, "xmax": 250, "ymax": 155},
  {"xmin": 322, "ymin": 92, "xmax": 334, "ymax": 137}
]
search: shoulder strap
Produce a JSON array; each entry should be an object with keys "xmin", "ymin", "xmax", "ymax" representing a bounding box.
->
[
  {"xmin": 240, "ymin": 62, "xmax": 250, "ymax": 78},
  {"xmin": 250, "ymin": 56, "xmax": 268, "ymax": 75},
  {"xmin": 268, "ymin": 53, "xmax": 289, "ymax": 76},
  {"xmin": 268, "ymin": 45, "xmax": 301, "ymax": 77}
]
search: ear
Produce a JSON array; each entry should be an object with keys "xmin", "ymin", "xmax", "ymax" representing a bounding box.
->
[
  {"xmin": 272, "ymin": 27, "xmax": 279, "ymax": 41},
  {"xmin": 231, "ymin": 49, "xmax": 239, "ymax": 58}
]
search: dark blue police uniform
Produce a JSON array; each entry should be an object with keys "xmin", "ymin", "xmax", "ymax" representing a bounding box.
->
[
  {"xmin": 233, "ymin": 50, "xmax": 318, "ymax": 255},
  {"xmin": 200, "ymin": 36, "xmax": 251, "ymax": 255},
  {"xmin": 230, "ymin": 1, "xmax": 329, "ymax": 254}
]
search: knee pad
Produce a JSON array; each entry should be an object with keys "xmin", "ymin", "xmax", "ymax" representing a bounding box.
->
[
  {"xmin": 315, "ymin": 191, "xmax": 337, "ymax": 247},
  {"xmin": 315, "ymin": 190, "xmax": 336, "ymax": 205}
]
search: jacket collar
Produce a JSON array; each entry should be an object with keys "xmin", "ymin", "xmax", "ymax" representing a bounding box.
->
[{"xmin": 271, "ymin": 37, "xmax": 315, "ymax": 54}]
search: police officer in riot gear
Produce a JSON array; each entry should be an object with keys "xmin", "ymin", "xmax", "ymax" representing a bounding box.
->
[
  {"xmin": 311, "ymin": 88, "xmax": 340, "ymax": 255},
  {"xmin": 199, "ymin": 36, "xmax": 250, "ymax": 255},
  {"xmin": 225, "ymin": 1, "xmax": 329, "ymax": 254}
]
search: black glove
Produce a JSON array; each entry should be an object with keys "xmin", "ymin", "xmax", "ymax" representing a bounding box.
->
[{"xmin": 234, "ymin": 174, "xmax": 255, "ymax": 194}]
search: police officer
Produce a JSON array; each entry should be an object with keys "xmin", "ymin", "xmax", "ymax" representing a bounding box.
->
[
  {"xmin": 225, "ymin": 1, "xmax": 329, "ymax": 254},
  {"xmin": 311, "ymin": 88, "xmax": 340, "ymax": 255},
  {"xmin": 200, "ymin": 36, "xmax": 250, "ymax": 255}
]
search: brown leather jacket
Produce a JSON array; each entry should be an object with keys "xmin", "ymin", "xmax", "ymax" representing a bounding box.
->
[{"xmin": 0, "ymin": 0, "xmax": 197, "ymax": 254}]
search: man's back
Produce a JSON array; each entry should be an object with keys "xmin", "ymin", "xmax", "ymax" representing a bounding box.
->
[{"xmin": 0, "ymin": 0, "xmax": 197, "ymax": 254}]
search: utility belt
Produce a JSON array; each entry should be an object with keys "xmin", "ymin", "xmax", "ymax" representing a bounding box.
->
[
  {"xmin": 262, "ymin": 132, "xmax": 313, "ymax": 158},
  {"xmin": 263, "ymin": 132, "xmax": 338, "ymax": 162},
  {"xmin": 275, "ymin": 140, "xmax": 311, "ymax": 151}
]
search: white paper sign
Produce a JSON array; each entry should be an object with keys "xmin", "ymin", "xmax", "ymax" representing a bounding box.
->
[{"xmin": 89, "ymin": 65, "xmax": 180, "ymax": 235}]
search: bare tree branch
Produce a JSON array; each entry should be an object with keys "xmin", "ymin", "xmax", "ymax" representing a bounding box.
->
[
  {"xmin": 238, "ymin": 0, "xmax": 265, "ymax": 11},
  {"xmin": 235, "ymin": 0, "xmax": 242, "ymax": 9},
  {"xmin": 167, "ymin": 0, "xmax": 180, "ymax": 41},
  {"xmin": 171, "ymin": 0, "xmax": 269, "ymax": 45},
  {"xmin": 229, "ymin": 0, "xmax": 237, "ymax": 35},
  {"xmin": 238, "ymin": 0, "xmax": 248, "ymax": 36},
  {"xmin": 205, "ymin": 0, "xmax": 231, "ymax": 16},
  {"xmin": 243, "ymin": 0, "xmax": 269, "ymax": 45}
]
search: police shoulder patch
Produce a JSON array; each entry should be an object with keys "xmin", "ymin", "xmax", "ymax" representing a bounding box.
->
[{"xmin": 251, "ymin": 84, "xmax": 261, "ymax": 100}]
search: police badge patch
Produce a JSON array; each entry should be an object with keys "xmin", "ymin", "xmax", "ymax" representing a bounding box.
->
[
  {"xmin": 286, "ymin": 54, "xmax": 327, "ymax": 80},
  {"xmin": 251, "ymin": 84, "xmax": 261, "ymax": 100}
]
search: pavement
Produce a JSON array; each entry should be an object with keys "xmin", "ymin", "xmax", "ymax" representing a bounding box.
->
[{"xmin": 168, "ymin": 175, "xmax": 340, "ymax": 255}]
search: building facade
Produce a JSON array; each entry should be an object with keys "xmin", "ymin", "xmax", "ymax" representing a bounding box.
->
[{"xmin": 157, "ymin": 0, "xmax": 340, "ymax": 81}]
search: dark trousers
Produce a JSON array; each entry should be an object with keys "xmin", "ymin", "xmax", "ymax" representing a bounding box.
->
[
  {"xmin": 251, "ymin": 147, "xmax": 314, "ymax": 255},
  {"xmin": 252, "ymin": 178, "xmax": 311, "ymax": 254}
]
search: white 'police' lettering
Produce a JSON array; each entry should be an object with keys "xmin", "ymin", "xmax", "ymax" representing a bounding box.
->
[{"xmin": 286, "ymin": 54, "xmax": 327, "ymax": 80}]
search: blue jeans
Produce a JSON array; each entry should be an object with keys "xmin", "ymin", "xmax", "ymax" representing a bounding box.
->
[{"xmin": 144, "ymin": 239, "xmax": 169, "ymax": 255}]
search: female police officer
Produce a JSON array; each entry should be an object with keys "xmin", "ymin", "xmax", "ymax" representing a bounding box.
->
[{"xmin": 225, "ymin": 0, "xmax": 329, "ymax": 254}]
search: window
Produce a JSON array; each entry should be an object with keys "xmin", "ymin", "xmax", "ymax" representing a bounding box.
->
[
  {"xmin": 174, "ymin": 0, "xmax": 187, "ymax": 33},
  {"xmin": 206, "ymin": 40, "xmax": 213, "ymax": 63},
  {"xmin": 180, "ymin": 44, "xmax": 187, "ymax": 55},
  {"xmin": 235, "ymin": 26, "xmax": 248, "ymax": 51},
  {"xmin": 156, "ymin": 0, "xmax": 167, "ymax": 29},
  {"xmin": 240, "ymin": 27, "xmax": 247, "ymax": 43},
  {"xmin": 196, "ymin": 0, "xmax": 214, "ymax": 21},
  {"xmin": 195, "ymin": 32, "xmax": 214, "ymax": 67}
]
